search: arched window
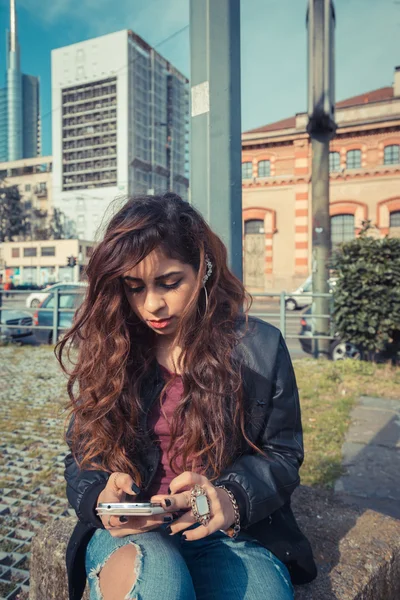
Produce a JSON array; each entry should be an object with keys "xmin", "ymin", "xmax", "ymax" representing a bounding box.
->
[
  {"xmin": 331, "ymin": 214, "xmax": 355, "ymax": 247},
  {"xmin": 390, "ymin": 211, "xmax": 400, "ymax": 227},
  {"xmin": 242, "ymin": 162, "xmax": 253, "ymax": 180},
  {"xmin": 244, "ymin": 219, "xmax": 264, "ymax": 234},
  {"xmin": 244, "ymin": 219, "xmax": 265, "ymax": 288},
  {"xmin": 329, "ymin": 152, "xmax": 341, "ymax": 172},
  {"xmin": 384, "ymin": 145, "xmax": 400, "ymax": 165},
  {"xmin": 257, "ymin": 160, "xmax": 271, "ymax": 178},
  {"xmin": 346, "ymin": 150, "xmax": 361, "ymax": 169},
  {"xmin": 389, "ymin": 211, "xmax": 400, "ymax": 238}
]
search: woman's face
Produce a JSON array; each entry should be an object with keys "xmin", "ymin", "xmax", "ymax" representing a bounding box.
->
[{"xmin": 122, "ymin": 248, "xmax": 198, "ymax": 337}]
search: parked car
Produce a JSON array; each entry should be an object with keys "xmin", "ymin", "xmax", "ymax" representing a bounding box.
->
[
  {"xmin": 298, "ymin": 307, "xmax": 360, "ymax": 360},
  {"xmin": 33, "ymin": 286, "xmax": 85, "ymax": 345},
  {"xmin": 285, "ymin": 276, "xmax": 337, "ymax": 311},
  {"xmin": 0, "ymin": 309, "xmax": 34, "ymax": 340},
  {"xmin": 26, "ymin": 281, "xmax": 87, "ymax": 309}
]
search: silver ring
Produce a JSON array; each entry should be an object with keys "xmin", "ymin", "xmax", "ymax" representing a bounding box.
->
[{"xmin": 190, "ymin": 484, "xmax": 211, "ymax": 526}]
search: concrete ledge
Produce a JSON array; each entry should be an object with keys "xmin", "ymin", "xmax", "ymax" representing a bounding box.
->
[
  {"xmin": 292, "ymin": 487, "xmax": 400, "ymax": 600},
  {"xmin": 29, "ymin": 486, "xmax": 400, "ymax": 600}
]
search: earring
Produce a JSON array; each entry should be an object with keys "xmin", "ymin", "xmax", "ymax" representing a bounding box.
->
[
  {"xmin": 202, "ymin": 257, "xmax": 213, "ymax": 286},
  {"xmin": 203, "ymin": 285, "xmax": 209, "ymax": 311},
  {"xmin": 199, "ymin": 256, "xmax": 212, "ymax": 315}
]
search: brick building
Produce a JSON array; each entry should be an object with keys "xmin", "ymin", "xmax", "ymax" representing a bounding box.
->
[{"xmin": 242, "ymin": 66, "xmax": 400, "ymax": 292}]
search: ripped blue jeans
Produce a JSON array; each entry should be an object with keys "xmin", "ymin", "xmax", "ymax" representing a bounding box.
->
[{"xmin": 85, "ymin": 524, "xmax": 294, "ymax": 600}]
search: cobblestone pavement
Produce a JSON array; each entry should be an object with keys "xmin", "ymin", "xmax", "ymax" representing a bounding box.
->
[{"xmin": 0, "ymin": 345, "xmax": 75, "ymax": 600}]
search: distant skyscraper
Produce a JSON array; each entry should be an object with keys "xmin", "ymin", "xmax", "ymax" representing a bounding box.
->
[
  {"xmin": 0, "ymin": 0, "xmax": 41, "ymax": 162},
  {"xmin": 51, "ymin": 29, "xmax": 189, "ymax": 241}
]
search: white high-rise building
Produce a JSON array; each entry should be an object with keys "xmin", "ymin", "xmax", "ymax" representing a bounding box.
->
[{"xmin": 51, "ymin": 30, "xmax": 189, "ymax": 241}]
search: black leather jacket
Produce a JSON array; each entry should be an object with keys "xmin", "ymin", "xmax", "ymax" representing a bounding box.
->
[{"xmin": 64, "ymin": 317, "xmax": 317, "ymax": 600}]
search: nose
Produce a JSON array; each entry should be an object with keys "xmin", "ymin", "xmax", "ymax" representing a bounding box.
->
[{"xmin": 143, "ymin": 290, "xmax": 166, "ymax": 314}]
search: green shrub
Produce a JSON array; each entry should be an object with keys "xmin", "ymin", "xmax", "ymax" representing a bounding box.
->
[{"xmin": 331, "ymin": 222, "xmax": 400, "ymax": 361}]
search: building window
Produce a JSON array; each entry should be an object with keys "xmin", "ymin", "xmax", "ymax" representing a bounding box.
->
[
  {"xmin": 390, "ymin": 211, "xmax": 400, "ymax": 227},
  {"xmin": 242, "ymin": 162, "xmax": 253, "ymax": 180},
  {"xmin": 384, "ymin": 145, "xmax": 400, "ymax": 165},
  {"xmin": 86, "ymin": 246, "xmax": 93, "ymax": 257},
  {"xmin": 331, "ymin": 214, "xmax": 355, "ymax": 247},
  {"xmin": 257, "ymin": 160, "xmax": 271, "ymax": 178},
  {"xmin": 41, "ymin": 247, "xmax": 56, "ymax": 257},
  {"xmin": 245, "ymin": 220, "xmax": 264, "ymax": 234},
  {"xmin": 11, "ymin": 248, "xmax": 20, "ymax": 258},
  {"xmin": 25, "ymin": 184, "xmax": 31, "ymax": 192},
  {"xmin": 23, "ymin": 247, "xmax": 37, "ymax": 257},
  {"xmin": 389, "ymin": 211, "xmax": 400, "ymax": 238},
  {"xmin": 346, "ymin": 150, "xmax": 361, "ymax": 169},
  {"xmin": 329, "ymin": 152, "xmax": 341, "ymax": 172},
  {"xmin": 61, "ymin": 77, "xmax": 118, "ymax": 192}
]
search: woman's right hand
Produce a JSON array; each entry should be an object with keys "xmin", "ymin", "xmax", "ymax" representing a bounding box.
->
[{"xmin": 96, "ymin": 472, "xmax": 169, "ymax": 538}]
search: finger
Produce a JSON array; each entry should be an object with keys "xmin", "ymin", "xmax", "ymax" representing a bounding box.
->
[
  {"xmin": 106, "ymin": 512, "xmax": 172, "ymax": 531},
  {"xmin": 164, "ymin": 510, "xmax": 196, "ymax": 535},
  {"xmin": 107, "ymin": 472, "xmax": 141, "ymax": 497},
  {"xmin": 169, "ymin": 472, "xmax": 209, "ymax": 495},
  {"xmin": 183, "ymin": 515, "xmax": 224, "ymax": 542},
  {"xmin": 119, "ymin": 513, "xmax": 172, "ymax": 528},
  {"xmin": 107, "ymin": 514, "xmax": 169, "ymax": 529},
  {"xmin": 151, "ymin": 491, "xmax": 192, "ymax": 512}
]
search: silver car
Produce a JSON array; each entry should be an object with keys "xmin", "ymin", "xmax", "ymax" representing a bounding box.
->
[
  {"xmin": 285, "ymin": 276, "xmax": 337, "ymax": 311},
  {"xmin": 0, "ymin": 309, "xmax": 33, "ymax": 340},
  {"xmin": 25, "ymin": 281, "xmax": 87, "ymax": 308}
]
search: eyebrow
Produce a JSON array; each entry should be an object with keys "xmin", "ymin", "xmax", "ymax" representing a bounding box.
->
[{"xmin": 122, "ymin": 271, "xmax": 184, "ymax": 283}]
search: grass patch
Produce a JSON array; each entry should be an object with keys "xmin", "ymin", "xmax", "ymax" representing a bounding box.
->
[
  {"xmin": 2, "ymin": 346, "xmax": 400, "ymax": 497},
  {"xmin": 295, "ymin": 359, "xmax": 400, "ymax": 488}
]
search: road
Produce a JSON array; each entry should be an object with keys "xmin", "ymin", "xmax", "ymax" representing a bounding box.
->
[{"xmin": 1, "ymin": 293, "xmax": 308, "ymax": 358}]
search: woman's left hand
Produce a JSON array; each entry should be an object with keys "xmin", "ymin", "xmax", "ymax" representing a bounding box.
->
[{"xmin": 151, "ymin": 472, "xmax": 235, "ymax": 541}]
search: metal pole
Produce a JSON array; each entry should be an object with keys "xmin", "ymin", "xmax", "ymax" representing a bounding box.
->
[
  {"xmin": 52, "ymin": 288, "xmax": 59, "ymax": 345},
  {"xmin": 307, "ymin": 0, "xmax": 336, "ymax": 359},
  {"xmin": 311, "ymin": 134, "xmax": 331, "ymax": 358},
  {"xmin": 189, "ymin": 0, "xmax": 243, "ymax": 281},
  {"xmin": 150, "ymin": 52, "xmax": 155, "ymax": 195},
  {"xmin": 280, "ymin": 291, "xmax": 286, "ymax": 340}
]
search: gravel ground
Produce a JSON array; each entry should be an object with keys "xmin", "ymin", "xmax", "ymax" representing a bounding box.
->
[{"xmin": 0, "ymin": 344, "xmax": 74, "ymax": 600}]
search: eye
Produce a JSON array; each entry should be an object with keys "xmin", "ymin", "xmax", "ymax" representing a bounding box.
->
[
  {"xmin": 160, "ymin": 280, "xmax": 182, "ymax": 290},
  {"xmin": 127, "ymin": 286, "xmax": 144, "ymax": 294}
]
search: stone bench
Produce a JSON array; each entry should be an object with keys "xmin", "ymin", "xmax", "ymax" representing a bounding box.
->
[{"xmin": 30, "ymin": 486, "xmax": 400, "ymax": 600}]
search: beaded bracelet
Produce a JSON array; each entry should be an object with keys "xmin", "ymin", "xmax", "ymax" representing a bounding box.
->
[{"xmin": 217, "ymin": 485, "xmax": 241, "ymax": 539}]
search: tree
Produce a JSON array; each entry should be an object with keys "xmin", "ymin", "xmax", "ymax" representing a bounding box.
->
[
  {"xmin": 23, "ymin": 206, "xmax": 67, "ymax": 241},
  {"xmin": 24, "ymin": 206, "xmax": 49, "ymax": 240},
  {"xmin": 48, "ymin": 208, "xmax": 66, "ymax": 240},
  {"xmin": 0, "ymin": 185, "xmax": 28, "ymax": 242},
  {"xmin": 1, "ymin": 185, "xmax": 69, "ymax": 241},
  {"xmin": 331, "ymin": 221, "xmax": 400, "ymax": 362}
]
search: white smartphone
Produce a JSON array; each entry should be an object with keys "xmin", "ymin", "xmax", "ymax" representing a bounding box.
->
[{"xmin": 96, "ymin": 502, "xmax": 166, "ymax": 516}]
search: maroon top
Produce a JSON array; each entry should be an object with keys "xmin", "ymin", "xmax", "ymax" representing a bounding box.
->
[{"xmin": 146, "ymin": 365, "xmax": 184, "ymax": 496}]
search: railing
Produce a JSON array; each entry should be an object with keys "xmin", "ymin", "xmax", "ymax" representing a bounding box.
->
[
  {"xmin": 0, "ymin": 288, "xmax": 335, "ymax": 352},
  {"xmin": 248, "ymin": 290, "xmax": 334, "ymax": 337},
  {"xmin": 0, "ymin": 289, "xmax": 78, "ymax": 345}
]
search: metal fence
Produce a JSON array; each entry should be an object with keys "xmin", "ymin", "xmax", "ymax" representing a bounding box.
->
[
  {"xmin": 249, "ymin": 291, "xmax": 335, "ymax": 338},
  {"xmin": 0, "ymin": 288, "xmax": 335, "ymax": 350},
  {"xmin": 0, "ymin": 289, "xmax": 78, "ymax": 345}
]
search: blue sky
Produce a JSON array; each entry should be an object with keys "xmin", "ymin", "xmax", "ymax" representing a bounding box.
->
[{"xmin": 0, "ymin": 0, "xmax": 399, "ymax": 156}]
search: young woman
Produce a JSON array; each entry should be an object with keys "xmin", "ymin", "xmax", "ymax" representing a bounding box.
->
[{"xmin": 59, "ymin": 193, "xmax": 317, "ymax": 600}]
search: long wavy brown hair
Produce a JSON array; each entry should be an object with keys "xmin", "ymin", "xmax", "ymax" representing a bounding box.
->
[{"xmin": 57, "ymin": 193, "xmax": 254, "ymax": 485}]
